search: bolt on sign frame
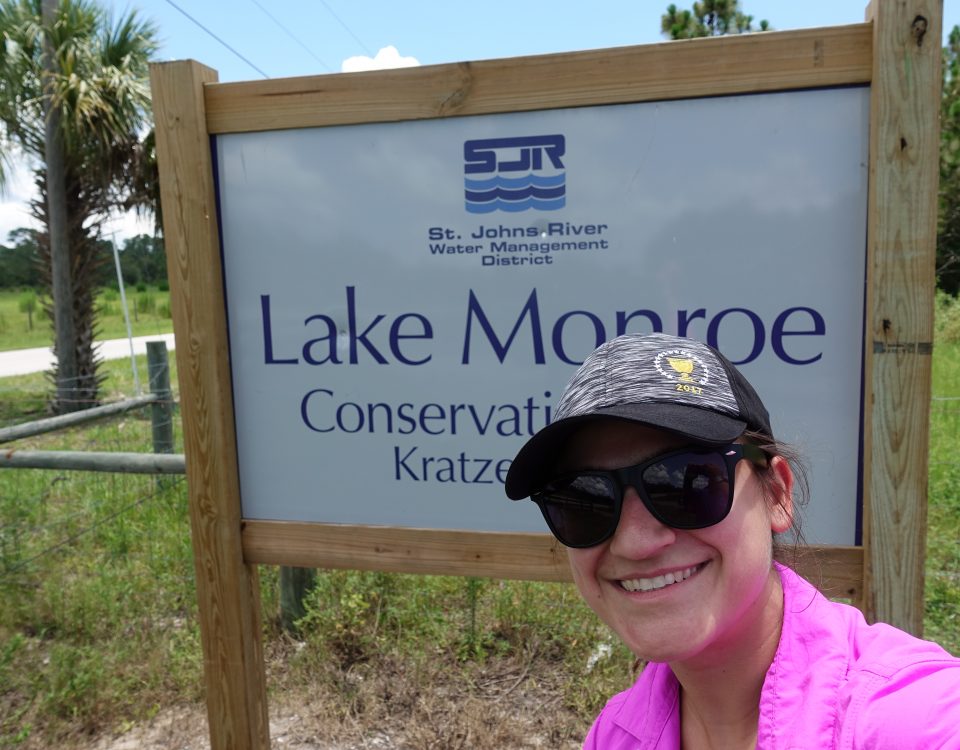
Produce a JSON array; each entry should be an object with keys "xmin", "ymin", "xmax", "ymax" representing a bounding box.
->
[{"xmin": 150, "ymin": 1, "xmax": 941, "ymax": 747}]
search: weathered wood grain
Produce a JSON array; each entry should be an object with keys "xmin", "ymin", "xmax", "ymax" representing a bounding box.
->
[
  {"xmin": 205, "ymin": 25, "xmax": 872, "ymax": 134},
  {"xmin": 242, "ymin": 521, "xmax": 864, "ymax": 607},
  {"xmin": 862, "ymin": 0, "xmax": 941, "ymax": 634},
  {"xmin": 150, "ymin": 60, "xmax": 270, "ymax": 750}
]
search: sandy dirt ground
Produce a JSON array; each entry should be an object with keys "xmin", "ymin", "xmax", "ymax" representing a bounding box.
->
[
  {"xmin": 89, "ymin": 704, "xmax": 400, "ymax": 750},
  {"xmin": 84, "ymin": 688, "xmax": 583, "ymax": 750}
]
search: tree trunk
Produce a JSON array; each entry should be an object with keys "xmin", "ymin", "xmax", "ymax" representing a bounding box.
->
[{"xmin": 42, "ymin": 0, "xmax": 79, "ymax": 413}]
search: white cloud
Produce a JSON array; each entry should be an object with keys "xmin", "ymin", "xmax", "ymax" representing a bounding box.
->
[
  {"xmin": 0, "ymin": 154, "xmax": 157, "ymax": 246},
  {"xmin": 341, "ymin": 45, "xmax": 420, "ymax": 73},
  {"xmin": 0, "ymin": 201, "xmax": 39, "ymax": 244},
  {"xmin": 101, "ymin": 210, "xmax": 157, "ymax": 243},
  {"xmin": 0, "ymin": 157, "xmax": 41, "ymax": 244}
]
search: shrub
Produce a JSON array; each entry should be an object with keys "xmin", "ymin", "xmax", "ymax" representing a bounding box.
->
[
  {"xmin": 136, "ymin": 292, "xmax": 156, "ymax": 315},
  {"xmin": 17, "ymin": 290, "xmax": 37, "ymax": 332},
  {"xmin": 935, "ymin": 290, "xmax": 960, "ymax": 344}
]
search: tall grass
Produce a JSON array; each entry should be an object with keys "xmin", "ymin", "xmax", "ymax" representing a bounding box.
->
[
  {"xmin": 0, "ymin": 287, "xmax": 173, "ymax": 352},
  {"xmin": 0, "ymin": 357, "xmax": 197, "ymax": 745},
  {"xmin": 925, "ymin": 294, "xmax": 960, "ymax": 653},
  {"xmin": 0, "ymin": 297, "xmax": 958, "ymax": 747},
  {"xmin": 0, "ymin": 355, "xmax": 626, "ymax": 747}
]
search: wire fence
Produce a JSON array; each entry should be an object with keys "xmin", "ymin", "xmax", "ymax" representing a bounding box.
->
[
  {"xmin": 0, "ymin": 342, "xmax": 956, "ymax": 750},
  {"xmin": 0, "ymin": 340, "xmax": 187, "ymax": 591},
  {"xmin": 0, "ymin": 476, "xmax": 186, "ymax": 584},
  {"xmin": 0, "ymin": 343, "xmax": 957, "ymax": 649},
  {"xmin": 0, "ymin": 372, "xmax": 956, "ymax": 562}
]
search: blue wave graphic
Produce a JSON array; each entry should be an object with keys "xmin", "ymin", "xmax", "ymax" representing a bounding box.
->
[
  {"xmin": 465, "ymin": 196, "xmax": 567, "ymax": 214},
  {"xmin": 464, "ymin": 173, "xmax": 566, "ymax": 190},
  {"xmin": 465, "ymin": 184, "xmax": 566, "ymax": 202}
]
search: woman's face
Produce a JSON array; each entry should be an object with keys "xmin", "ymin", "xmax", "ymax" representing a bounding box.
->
[{"xmin": 562, "ymin": 420, "xmax": 793, "ymax": 668}]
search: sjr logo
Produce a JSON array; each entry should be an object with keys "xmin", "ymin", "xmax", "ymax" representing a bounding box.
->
[{"xmin": 463, "ymin": 135, "xmax": 566, "ymax": 214}]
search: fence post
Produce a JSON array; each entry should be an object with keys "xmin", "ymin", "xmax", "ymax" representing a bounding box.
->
[
  {"xmin": 147, "ymin": 341, "xmax": 175, "ymax": 489},
  {"xmin": 280, "ymin": 566, "xmax": 316, "ymax": 634}
]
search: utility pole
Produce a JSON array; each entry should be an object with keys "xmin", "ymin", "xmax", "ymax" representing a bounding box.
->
[{"xmin": 42, "ymin": 0, "xmax": 78, "ymax": 412}]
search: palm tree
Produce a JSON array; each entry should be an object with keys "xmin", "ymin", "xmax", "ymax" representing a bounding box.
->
[{"xmin": 0, "ymin": 0, "xmax": 157, "ymax": 411}]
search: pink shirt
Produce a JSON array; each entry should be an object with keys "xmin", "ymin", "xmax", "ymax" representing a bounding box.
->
[{"xmin": 583, "ymin": 563, "xmax": 960, "ymax": 749}]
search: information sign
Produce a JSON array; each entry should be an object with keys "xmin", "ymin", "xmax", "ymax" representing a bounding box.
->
[{"xmin": 219, "ymin": 87, "xmax": 869, "ymax": 544}]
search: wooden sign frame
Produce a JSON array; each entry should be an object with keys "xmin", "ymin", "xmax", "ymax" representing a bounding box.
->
[{"xmin": 150, "ymin": 2, "xmax": 941, "ymax": 747}]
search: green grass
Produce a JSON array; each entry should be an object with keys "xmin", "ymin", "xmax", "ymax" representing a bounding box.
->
[
  {"xmin": 0, "ymin": 370, "xmax": 48, "ymax": 427},
  {"xmin": 925, "ymin": 327, "xmax": 960, "ymax": 654},
  {"xmin": 0, "ymin": 355, "xmax": 628, "ymax": 746},
  {"xmin": 0, "ymin": 357, "xmax": 198, "ymax": 744},
  {"xmin": 0, "ymin": 287, "xmax": 173, "ymax": 351},
  {"xmin": 0, "ymin": 298, "xmax": 958, "ymax": 747}
]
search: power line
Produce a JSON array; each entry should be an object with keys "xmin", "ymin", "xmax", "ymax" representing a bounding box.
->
[
  {"xmin": 248, "ymin": 0, "xmax": 334, "ymax": 73},
  {"xmin": 318, "ymin": 0, "xmax": 376, "ymax": 57},
  {"xmin": 162, "ymin": 0, "xmax": 269, "ymax": 79}
]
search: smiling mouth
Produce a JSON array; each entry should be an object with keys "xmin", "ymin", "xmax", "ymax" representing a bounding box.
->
[{"xmin": 618, "ymin": 563, "xmax": 705, "ymax": 593}]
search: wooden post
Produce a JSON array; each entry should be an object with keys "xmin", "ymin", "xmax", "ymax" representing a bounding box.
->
[
  {"xmin": 147, "ymin": 341, "xmax": 174, "ymax": 455},
  {"xmin": 147, "ymin": 340, "xmax": 175, "ymax": 490},
  {"xmin": 0, "ymin": 450, "xmax": 185, "ymax": 474},
  {"xmin": 862, "ymin": 0, "xmax": 942, "ymax": 634},
  {"xmin": 0, "ymin": 395, "xmax": 157, "ymax": 444},
  {"xmin": 150, "ymin": 61, "xmax": 270, "ymax": 750},
  {"xmin": 280, "ymin": 566, "xmax": 316, "ymax": 634}
]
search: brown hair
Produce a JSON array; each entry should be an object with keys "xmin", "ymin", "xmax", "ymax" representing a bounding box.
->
[{"xmin": 741, "ymin": 429, "xmax": 813, "ymax": 571}]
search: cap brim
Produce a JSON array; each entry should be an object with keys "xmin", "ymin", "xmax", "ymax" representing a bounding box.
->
[{"xmin": 504, "ymin": 403, "xmax": 747, "ymax": 500}]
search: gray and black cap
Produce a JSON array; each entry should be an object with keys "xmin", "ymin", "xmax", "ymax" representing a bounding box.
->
[{"xmin": 504, "ymin": 332, "xmax": 773, "ymax": 500}]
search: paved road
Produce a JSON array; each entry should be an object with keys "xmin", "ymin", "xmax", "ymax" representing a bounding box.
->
[{"xmin": 0, "ymin": 333, "xmax": 176, "ymax": 377}]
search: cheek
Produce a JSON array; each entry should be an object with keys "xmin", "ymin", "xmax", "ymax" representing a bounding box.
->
[
  {"xmin": 702, "ymin": 484, "xmax": 777, "ymax": 560},
  {"xmin": 567, "ymin": 548, "xmax": 603, "ymax": 597}
]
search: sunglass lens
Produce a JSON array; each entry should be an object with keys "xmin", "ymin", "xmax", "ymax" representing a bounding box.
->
[
  {"xmin": 641, "ymin": 451, "xmax": 731, "ymax": 528},
  {"xmin": 537, "ymin": 474, "xmax": 618, "ymax": 547}
]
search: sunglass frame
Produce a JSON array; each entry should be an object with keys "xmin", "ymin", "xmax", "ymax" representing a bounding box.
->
[{"xmin": 531, "ymin": 443, "xmax": 768, "ymax": 548}]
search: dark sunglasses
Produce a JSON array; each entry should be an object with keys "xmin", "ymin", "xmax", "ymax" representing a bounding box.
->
[{"xmin": 530, "ymin": 444, "xmax": 767, "ymax": 548}]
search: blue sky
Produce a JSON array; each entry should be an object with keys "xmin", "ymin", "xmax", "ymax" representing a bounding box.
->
[
  {"xmin": 133, "ymin": 0, "xmax": 959, "ymax": 81},
  {"xmin": 1, "ymin": 0, "xmax": 957, "ymax": 243}
]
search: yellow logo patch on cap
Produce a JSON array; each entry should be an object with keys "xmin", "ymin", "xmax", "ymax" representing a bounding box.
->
[{"xmin": 654, "ymin": 348, "xmax": 711, "ymax": 396}]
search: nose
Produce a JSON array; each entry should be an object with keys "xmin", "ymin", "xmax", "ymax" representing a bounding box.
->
[{"xmin": 607, "ymin": 486, "xmax": 677, "ymax": 558}]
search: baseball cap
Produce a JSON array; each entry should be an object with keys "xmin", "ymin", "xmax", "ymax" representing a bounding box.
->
[{"xmin": 504, "ymin": 332, "xmax": 773, "ymax": 500}]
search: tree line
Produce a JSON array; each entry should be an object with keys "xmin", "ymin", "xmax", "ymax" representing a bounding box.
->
[
  {"xmin": 939, "ymin": 25, "xmax": 960, "ymax": 296},
  {"xmin": 0, "ymin": 0, "xmax": 958, "ymax": 413},
  {"xmin": 0, "ymin": 230, "xmax": 167, "ymax": 290}
]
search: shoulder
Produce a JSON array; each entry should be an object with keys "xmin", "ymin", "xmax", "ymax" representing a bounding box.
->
[
  {"xmin": 771, "ymin": 565, "xmax": 960, "ymax": 748},
  {"xmin": 582, "ymin": 687, "xmax": 635, "ymax": 750},
  {"xmin": 841, "ymin": 626, "xmax": 960, "ymax": 749},
  {"xmin": 793, "ymin": 569, "xmax": 960, "ymax": 749},
  {"xmin": 583, "ymin": 662, "xmax": 680, "ymax": 749}
]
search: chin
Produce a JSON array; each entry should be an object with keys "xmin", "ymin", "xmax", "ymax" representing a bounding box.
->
[{"xmin": 619, "ymin": 628, "xmax": 708, "ymax": 665}]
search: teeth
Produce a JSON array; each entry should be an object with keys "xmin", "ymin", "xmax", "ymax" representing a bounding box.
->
[{"xmin": 620, "ymin": 565, "xmax": 700, "ymax": 593}]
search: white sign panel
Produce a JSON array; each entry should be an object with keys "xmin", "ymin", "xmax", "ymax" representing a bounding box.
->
[{"xmin": 216, "ymin": 87, "xmax": 869, "ymax": 546}]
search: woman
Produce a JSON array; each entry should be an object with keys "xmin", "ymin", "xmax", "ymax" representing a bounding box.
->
[{"xmin": 504, "ymin": 332, "xmax": 960, "ymax": 749}]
